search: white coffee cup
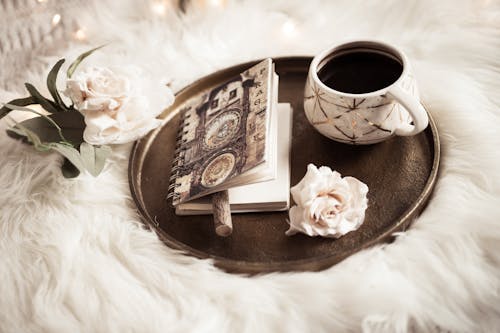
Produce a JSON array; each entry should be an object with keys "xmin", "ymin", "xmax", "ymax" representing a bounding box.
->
[{"xmin": 304, "ymin": 40, "xmax": 428, "ymax": 144}]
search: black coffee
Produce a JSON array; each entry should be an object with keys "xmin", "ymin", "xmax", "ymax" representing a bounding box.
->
[{"xmin": 318, "ymin": 50, "xmax": 403, "ymax": 94}]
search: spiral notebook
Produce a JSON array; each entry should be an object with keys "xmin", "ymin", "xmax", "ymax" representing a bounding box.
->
[
  {"xmin": 176, "ymin": 103, "xmax": 292, "ymax": 215},
  {"xmin": 167, "ymin": 58, "xmax": 289, "ymax": 213}
]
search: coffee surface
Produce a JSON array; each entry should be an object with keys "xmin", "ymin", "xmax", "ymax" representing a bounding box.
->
[{"xmin": 318, "ymin": 51, "xmax": 403, "ymax": 94}]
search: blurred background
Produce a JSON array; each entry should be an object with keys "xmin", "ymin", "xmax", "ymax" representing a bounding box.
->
[{"xmin": 1, "ymin": 0, "xmax": 259, "ymax": 91}]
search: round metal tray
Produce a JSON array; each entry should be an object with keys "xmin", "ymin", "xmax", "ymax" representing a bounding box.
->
[{"xmin": 129, "ymin": 57, "xmax": 440, "ymax": 274}]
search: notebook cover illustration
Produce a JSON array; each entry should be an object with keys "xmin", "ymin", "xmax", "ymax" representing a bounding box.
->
[{"xmin": 168, "ymin": 59, "xmax": 273, "ymax": 205}]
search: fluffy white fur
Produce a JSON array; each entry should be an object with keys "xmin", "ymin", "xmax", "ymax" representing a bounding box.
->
[{"xmin": 1, "ymin": 0, "xmax": 499, "ymax": 332}]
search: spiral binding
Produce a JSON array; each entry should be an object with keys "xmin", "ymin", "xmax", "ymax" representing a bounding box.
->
[{"xmin": 167, "ymin": 109, "xmax": 191, "ymax": 204}]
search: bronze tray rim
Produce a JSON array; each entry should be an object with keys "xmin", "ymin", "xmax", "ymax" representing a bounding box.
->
[{"xmin": 128, "ymin": 56, "xmax": 441, "ymax": 274}]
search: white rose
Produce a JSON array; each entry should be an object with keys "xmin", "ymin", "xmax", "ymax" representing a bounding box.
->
[
  {"xmin": 64, "ymin": 66, "xmax": 174, "ymax": 145},
  {"xmin": 65, "ymin": 66, "xmax": 130, "ymax": 111},
  {"xmin": 286, "ymin": 164, "xmax": 369, "ymax": 238}
]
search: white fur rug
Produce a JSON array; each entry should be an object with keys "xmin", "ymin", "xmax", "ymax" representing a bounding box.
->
[{"xmin": 1, "ymin": 1, "xmax": 500, "ymax": 332}]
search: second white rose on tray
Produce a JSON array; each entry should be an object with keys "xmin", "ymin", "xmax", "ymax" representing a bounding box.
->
[{"xmin": 286, "ymin": 164, "xmax": 369, "ymax": 238}]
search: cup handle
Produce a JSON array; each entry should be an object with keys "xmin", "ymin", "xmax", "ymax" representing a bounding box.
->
[{"xmin": 387, "ymin": 85, "xmax": 429, "ymax": 136}]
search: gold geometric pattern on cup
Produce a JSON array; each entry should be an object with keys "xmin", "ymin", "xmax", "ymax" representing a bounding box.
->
[
  {"xmin": 305, "ymin": 80, "xmax": 369, "ymax": 122},
  {"xmin": 304, "ymin": 80, "xmax": 329, "ymax": 123},
  {"xmin": 304, "ymin": 80, "xmax": 395, "ymax": 142}
]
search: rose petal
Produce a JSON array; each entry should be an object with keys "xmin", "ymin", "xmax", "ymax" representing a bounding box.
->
[
  {"xmin": 83, "ymin": 123, "xmax": 120, "ymax": 145},
  {"xmin": 64, "ymin": 79, "xmax": 86, "ymax": 105},
  {"xmin": 80, "ymin": 96, "xmax": 121, "ymax": 111},
  {"xmin": 84, "ymin": 111, "xmax": 117, "ymax": 132},
  {"xmin": 85, "ymin": 67, "xmax": 130, "ymax": 97},
  {"xmin": 291, "ymin": 164, "xmax": 322, "ymax": 205},
  {"xmin": 119, "ymin": 96, "xmax": 150, "ymax": 123},
  {"xmin": 286, "ymin": 164, "xmax": 369, "ymax": 238},
  {"xmin": 107, "ymin": 118, "xmax": 163, "ymax": 144},
  {"xmin": 67, "ymin": 65, "xmax": 174, "ymax": 145},
  {"xmin": 285, "ymin": 205, "xmax": 305, "ymax": 236}
]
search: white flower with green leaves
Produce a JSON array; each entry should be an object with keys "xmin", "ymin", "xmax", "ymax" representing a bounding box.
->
[{"xmin": 0, "ymin": 46, "xmax": 174, "ymax": 178}]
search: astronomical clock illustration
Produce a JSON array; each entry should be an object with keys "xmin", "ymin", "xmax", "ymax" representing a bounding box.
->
[{"xmin": 169, "ymin": 59, "xmax": 271, "ymax": 205}]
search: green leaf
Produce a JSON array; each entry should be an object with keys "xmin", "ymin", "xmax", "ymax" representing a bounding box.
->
[
  {"xmin": 67, "ymin": 45, "xmax": 106, "ymax": 78},
  {"xmin": 24, "ymin": 83, "xmax": 60, "ymax": 114},
  {"xmin": 9, "ymin": 119, "xmax": 51, "ymax": 151},
  {"xmin": 7, "ymin": 114, "xmax": 110, "ymax": 178},
  {"xmin": 79, "ymin": 141, "xmax": 95, "ymax": 172},
  {"xmin": 3, "ymin": 103, "xmax": 68, "ymax": 142},
  {"xmin": 61, "ymin": 157, "xmax": 80, "ymax": 178},
  {"xmin": 94, "ymin": 145, "xmax": 111, "ymax": 175},
  {"xmin": 0, "ymin": 96, "xmax": 35, "ymax": 120},
  {"xmin": 5, "ymin": 111, "xmax": 85, "ymax": 146},
  {"xmin": 6, "ymin": 125, "xmax": 34, "ymax": 144},
  {"xmin": 52, "ymin": 142, "xmax": 110, "ymax": 177},
  {"xmin": 47, "ymin": 59, "xmax": 70, "ymax": 111},
  {"xmin": 11, "ymin": 124, "xmax": 83, "ymax": 177},
  {"xmin": 79, "ymin": 142, "xmax": 111, "ymax": 177},
  {"xmin": 50, "ymin": 142, "xmax": 87, "ymax": 174}
]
